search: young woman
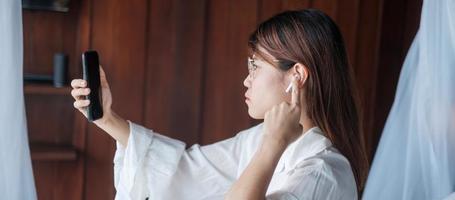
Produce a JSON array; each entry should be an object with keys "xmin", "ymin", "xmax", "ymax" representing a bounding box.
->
[{"xmin": 71, "ymin": 9, "xmax": 368, "ymax": 200}]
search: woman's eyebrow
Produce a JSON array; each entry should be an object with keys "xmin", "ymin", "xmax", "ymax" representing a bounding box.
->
[{"xmin": 256, "ymin": 56, "xmax": 279, "ymax": 66}]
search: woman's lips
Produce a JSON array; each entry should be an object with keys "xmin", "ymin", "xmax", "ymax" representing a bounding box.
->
[{"xmin": 245, "ymin": 92, "xmax": 251, "ymax": 103}]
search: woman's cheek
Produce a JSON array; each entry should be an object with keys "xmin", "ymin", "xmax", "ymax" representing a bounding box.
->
[
  {"xmin": 251, "ymin": 92, "xmax": 279, "ymax": 119},
  {"xmin": 247, "ymin": 84, "xmax": 267, "ymax": 119},
  {"xmin": 248, "ymin": 73, "xmax": 284, "ymax": 119}
]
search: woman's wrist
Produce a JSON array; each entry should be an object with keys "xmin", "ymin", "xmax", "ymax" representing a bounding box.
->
[
  {"xmin": 225, "ymin": 132, "xmax": 287, "ymax": 200},
  {"xmin": 256, "ymin": 134, "xmax": 288, "ymax": 165},
  {"xmin": 94, "ymin": 110, "xmax": 117, "ymax": 129},
  {"xmin": 94, "ymin": 111, "xmax": 130, "ymax": 147},
  {"xmin": 261, "ymin": 139, "xmax": 287, "ymax": 155},
  {"xmin": 261, "ymin": 132, "xmax": 290, "ymax": 152}
]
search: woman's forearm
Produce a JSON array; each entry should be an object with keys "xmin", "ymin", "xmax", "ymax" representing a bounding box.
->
[
  {"xmin": 95, "ymin": 111, "xmax": 130, "ymax": 147},
  {"xmin": 225, "ymin": 138, "xmax": 287, "ymax": 200}
]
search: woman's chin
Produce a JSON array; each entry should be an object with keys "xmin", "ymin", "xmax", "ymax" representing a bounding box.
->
[{"xmin": 247, "ymin": 108, "xmax": 265, "ymax": 120}]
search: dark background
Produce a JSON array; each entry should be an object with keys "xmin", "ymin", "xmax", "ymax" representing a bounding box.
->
[{"xmin": 23, "ymin": 0, "xmax": 422, "ymax": 199}]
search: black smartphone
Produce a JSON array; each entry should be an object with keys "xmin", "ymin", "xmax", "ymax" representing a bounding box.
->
[{"xmin": 82, "ymin": 50, "xmax": 103, "ymax": 122}]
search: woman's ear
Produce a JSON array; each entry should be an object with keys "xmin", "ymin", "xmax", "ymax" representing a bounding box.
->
[{"xmin": 290, "ymin": 63, "xmax": 309, "ymax": 88}]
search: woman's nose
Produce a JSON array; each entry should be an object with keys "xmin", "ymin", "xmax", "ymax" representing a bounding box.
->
[{"xmin": 243, "ymin": 75, "xmax": 251, "ymax": 88}]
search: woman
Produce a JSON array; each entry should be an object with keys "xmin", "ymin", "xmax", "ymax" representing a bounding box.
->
[{"xmin": 71, "ymin": 9, "xmax": 368, "ymax": 200}]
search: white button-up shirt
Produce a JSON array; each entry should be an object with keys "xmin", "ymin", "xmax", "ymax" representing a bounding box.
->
[{"xmin": 113, "ymin": 121, "xmax": 357, "ymax": 200}]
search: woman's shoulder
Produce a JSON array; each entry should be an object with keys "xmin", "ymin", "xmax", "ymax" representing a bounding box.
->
[
  {"xmin": 286, "ymin": 151, "xmax": 357, "ymax": 198},
  {"xmin": 295, "ymin": 148, "xmax": 357, "ymax": 188},
  {"xmin": 296, "ymin": 148, "xmax": 354, "ymax": 175},
  {"xmin": 283, "ymin": 129, "xmax": 356, "ymax": 194},
  {"xmin": 235, "ymin": 123, "xmax": 264, "ymax": 141}
]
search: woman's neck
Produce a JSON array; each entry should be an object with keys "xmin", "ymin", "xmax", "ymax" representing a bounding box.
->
[{"xmin": 300, "ymin": 113, "xmax": 315, "ymax": 134}]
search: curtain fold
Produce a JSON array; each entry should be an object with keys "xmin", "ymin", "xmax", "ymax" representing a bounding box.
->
[
  {"xmin": 0, "ymin": 0, "xmax": 37, "ymax": 199},
  {"xmin": 363, "ymin": 0, "xmax": 455, "ymax": 199}
]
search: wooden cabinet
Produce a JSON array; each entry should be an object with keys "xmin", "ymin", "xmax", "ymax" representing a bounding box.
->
[
  {"xmin": 25, "ymin": 84, "xmax": 77, "ymax": 162},
  {"xmin": 23, "ymin": 0, "xmax": 89, "ymax": 199}
]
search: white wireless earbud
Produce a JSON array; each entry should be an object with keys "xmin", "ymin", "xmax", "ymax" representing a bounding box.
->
[
  {"xmin": 285, "ymin": 74, "xmax": 300, "ymax": 93},
  {"xmin": 285, "ymin": 82, "xmax": 293, "ymax": 93}
]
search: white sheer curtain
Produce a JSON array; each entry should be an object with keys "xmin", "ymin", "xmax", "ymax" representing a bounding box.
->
[
  {"xmin": 363, "ymin": 0, "xmax": 455, "ymax": 199},
  {"xmin": 0, "ymin": 0, "xmax": 37, "ymax": 199}
]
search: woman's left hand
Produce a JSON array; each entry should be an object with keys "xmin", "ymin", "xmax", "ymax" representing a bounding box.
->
[{"xmin": 263, "ymin": 75, "xmax": 304, "ymax": 147}]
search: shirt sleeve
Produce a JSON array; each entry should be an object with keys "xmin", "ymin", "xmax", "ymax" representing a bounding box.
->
[
  {"xmin": 265, "ymin": 157, "xmax": 358, "ymax": 200},
  {"xmin": 113, "ymin": 120, "xmax": 186, "ymax": 199},
  {"xmin": 113, "ymin": 120, "xmax": 250, "ymax": 200}
]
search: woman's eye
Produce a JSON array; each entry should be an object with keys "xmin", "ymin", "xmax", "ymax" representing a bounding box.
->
[{"xmin": 254, "ymin": 64, "xmax": 260, "ymax": 69}]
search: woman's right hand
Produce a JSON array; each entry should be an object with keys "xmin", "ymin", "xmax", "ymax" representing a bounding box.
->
[
  {"xmin": 70, "ymin": 66, "xmax": 130, "ymax": 146},
  {"xmin": 71, "ymin": 66, "xmax": 113, "ymax": 126}
]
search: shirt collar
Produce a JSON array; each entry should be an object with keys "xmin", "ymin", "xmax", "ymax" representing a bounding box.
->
[{"xmin": 275, "ymin": 126, "xmax": 333, "ymax": 173}]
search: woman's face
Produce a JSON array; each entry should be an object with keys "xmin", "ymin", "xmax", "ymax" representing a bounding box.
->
[{"xmin": 243, "ymin": 53, "xmax": 293, "ymax": 119}]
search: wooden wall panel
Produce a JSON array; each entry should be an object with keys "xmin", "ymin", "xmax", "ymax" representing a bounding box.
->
[
  {"xmin": 333, "ymin": 0, "xmax": 360, "ymax": 65},
  {"xmin": 371, "ymin": 0, "xmax": 422, "ymax": 156},
  {"xmin": 312, "ymin": 0, "xmax": 338, "ymax": 18},
  {"xmin": 84, "ymin": 0, "xmax": 148, "ymax": 199},
  {"xmin": 143, "ymin": 0, "xmax": 207, "ymax": 146},
  {"xmin": 200, "ymin": 0, "xmax": 259, "ymax": 144},
  {"xmin": 351, "ymin": 0, "xmax": 384, "ymax": 157}
]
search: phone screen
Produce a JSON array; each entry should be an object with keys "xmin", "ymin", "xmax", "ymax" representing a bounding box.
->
[{"xmin": 82, "ymin": 51, "xmax": 103, "ymax": 122}]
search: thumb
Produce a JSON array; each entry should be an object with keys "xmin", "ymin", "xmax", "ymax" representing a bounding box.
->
[{"xmin": 99, "ymin": 65, "xmax": 110, "ymax": 89}]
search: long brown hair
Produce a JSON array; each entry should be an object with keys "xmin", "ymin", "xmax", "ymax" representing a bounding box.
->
[{"xmin": 248, "ymin": 9, "xmax": 369, "ymax": 192}]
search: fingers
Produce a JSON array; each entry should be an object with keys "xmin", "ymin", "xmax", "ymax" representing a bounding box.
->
[
  {"xmin": 71, "ymin": 79, "xmax": 87, "ymax": 89},
  {"xmin": 291, "ymin": 75, "xmax": 300, "ymax": 107},
  {"xmin": 71, "ymin": 88, "xmax": 90, "ymax": 100},
  {"xmin": 73, "ymin": 99, "xmax": 90, "ymax": 109},
  {"xmin": 71, "ymin": 79, "xmax": 90, "ymax": 101},
  {"xmin": 71, "ymin": 78, "xmax": 90, "ymax": 116}
]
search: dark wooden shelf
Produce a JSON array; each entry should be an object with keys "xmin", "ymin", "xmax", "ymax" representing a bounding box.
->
[
  {"xmin": 30, "ymin": 143, "xmax": 78, "ymax": 161},
  {"xmin": 24, "ymin": 84, "xmax": 71, "ymax": 95}
]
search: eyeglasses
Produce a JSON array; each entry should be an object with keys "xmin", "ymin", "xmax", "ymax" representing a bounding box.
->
[
  {"xmin": 247, "ymin": 57, "xmax": 258, "ymax": 78},
  {"xmin": 247, "ymin": 55, "xmax": 296, "ymax": 79}
]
